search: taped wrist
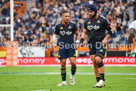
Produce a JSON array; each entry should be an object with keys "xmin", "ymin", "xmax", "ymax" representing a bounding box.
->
[
  {"xmin": 107, "ymin": 27, "xmax": 112, "ymax": 36},
  {"xmin": 80, "ymin": 38, "xmax": 84, "ymax": 43}
]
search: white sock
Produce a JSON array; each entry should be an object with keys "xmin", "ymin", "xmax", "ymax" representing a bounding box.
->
[
  {"xmin": 62, "ymin": 81, "xmax": 66, "ymax": 83},
  {"xmin": 71, "ymin": 75, "xmax": 74, "ymax": 77}
]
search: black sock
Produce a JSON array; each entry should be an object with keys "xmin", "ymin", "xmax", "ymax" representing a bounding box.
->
[
  {"xmin": 100, "ymin": 73, "xmax": 105, "ymax": 81},
  {"xmin": 61, "ymin": 68, "xmax": 66, "ymax": 81},
  {"xmin": 71, "ymin": 65, "xmax": 76, "ymax": 76},
  {"xmin": 96, "ymin": 77, "xmax": 101, "ymax": 82}
]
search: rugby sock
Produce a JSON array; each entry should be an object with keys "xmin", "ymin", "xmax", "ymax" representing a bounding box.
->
[
  {"xmin": 96, "ymin": 77, "xmax": 101, "ymax": 82},
  {"xmin": 71, "ymin": 65, "xmax": 76, "ymax": 76},
  {"xmin": 100, "ymin": 73, "xmax": 105, "ymax": 81},
  {"xmin": 61, "ymin": 68, "xmax": 66, "ymax": 81}
]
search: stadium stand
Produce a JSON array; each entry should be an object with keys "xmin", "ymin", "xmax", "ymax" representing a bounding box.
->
[
  {"xmin": 0, "ymin": 0, "xmax": 135, "ymax": 57},
  {"xmin": 0, "ymin": 0, "xmax": 10, "ymax": 24}
]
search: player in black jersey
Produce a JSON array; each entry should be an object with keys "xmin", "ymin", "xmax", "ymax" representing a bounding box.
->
[
  {"xmin": 80, "ymin": 5, "xmax": 112, "ymax": 88},
  {"xmin": 53, "ymin": 11, "xmax": 79, "ymax": 86}
]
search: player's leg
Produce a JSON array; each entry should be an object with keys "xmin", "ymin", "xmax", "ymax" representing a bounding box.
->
[
  {"xmin": 58, "ymin": 51, "xmax": 68, "ymax": 86},
  {"xmin": 58, "ymin": 59, "xmax": 67, "ymax": 86},
  {"xmin": 69, "ymin": 57, "xmax": 76, "ymax": 77},
  {"xmin": 92, "ymin": 55, "xmax": 105, "ymax": 88},
  {"xmin": 91, "ymin": 55, "xmax": 104, "ymax": 88},
  {"xmin": 89, "ymin": 47, "xmax": 101, "ymax": 83},
  {"xmin": 93, "ymin": 47, "xmax": 107, "ymax": 88},
  {"xmin": 69, "ymin": 57, "xmax": 76, "ymax": 85},
  {"xmin": 95, "ymin": 56, "xmax": 105, "ymax": 81},
  {"xmin": 90, "ymin": 55, "xmax": 101, "ymax": 83},
  {"xmin": 68, "ymin": 50, "xmax": 76, "ymax": 85}
]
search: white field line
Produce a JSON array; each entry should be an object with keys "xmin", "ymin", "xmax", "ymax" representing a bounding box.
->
[
  {"xmin": 0, "ymin": 72, "xmax": 136, "ymax": 75},
  {"xmin": 124, "ymin": 78, "xmax": 136, "ymax": 79}
]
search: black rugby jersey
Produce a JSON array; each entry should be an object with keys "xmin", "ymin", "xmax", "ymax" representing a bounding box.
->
[
  {"xmin": 54, "ymin": 22, "xmax": 78, "ymax": 50},
  {"xmin": 84, "ymin": 15, "xmax": 111, "ymax": 43}
]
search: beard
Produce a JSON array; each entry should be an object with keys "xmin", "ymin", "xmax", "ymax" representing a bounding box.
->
[{"xmin": 89, "ymin": 14, "xmax": 96, "ymax": 19}]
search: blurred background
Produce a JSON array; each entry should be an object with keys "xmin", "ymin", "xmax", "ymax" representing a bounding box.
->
[
  {"xmin": 0, "ymin": 0, "xmax": 10, "ymax": 24},
  {"xmin": 0, "ymin": 1, "xmax": 135, "ymax": 90},
  {"xmin": 0, "ymin": 0, "xmax": 136, "ymax": 58}
]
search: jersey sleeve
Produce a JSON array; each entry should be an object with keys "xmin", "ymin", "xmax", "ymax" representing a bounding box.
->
[
  {"xmin": 54, "ymin": 25, "xmax": 59, "ymax": 35},
  {"xmin": 84, "ymin": 20, "xmax": 88, "ymax": 30},
  {"xmin": 74, "ymin": 24, "xmax": 78, "ymax": 32},
  {"xmin": 103, "ymin": 18, "xmax": 111, "ymax": 29}
]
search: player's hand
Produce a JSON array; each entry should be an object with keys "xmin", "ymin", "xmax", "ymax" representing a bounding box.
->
[
  {"xmin": 75, "ymin": 40, "xmax": 79, "ymax": 49},
  {"xmin": 54, "ymin": 48, "xmax": 58, "ymax": 55},
  {"xmin": 102, "ymin": 39, "xmax": 107, "ymax": 47},
  {"xmin": 80, "ymin": 38, "xmax": 84, "ymax": 47},
  {"xmin": 80, "ymin": 43, "xmax": 84, "ymax": 47}
]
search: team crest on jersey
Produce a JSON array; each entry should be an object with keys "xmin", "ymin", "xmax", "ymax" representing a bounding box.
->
[
  {"xmin": 100, "ymin": 49, "xmax": 103, "ymax": 52},
  {"xmin": 60, "ymin": 27, "xmax": 63, "ymax": 29},
  {"xmin": 88, "ymin": 21, "xmax": 91, "ymax": 24},
  {"xmin": 97, "ymin": 20, "xmax": 100, "ymax": 23},
  {"xmin": 68, "ymin": 26, "xmax": 72, "ymax": 29}
]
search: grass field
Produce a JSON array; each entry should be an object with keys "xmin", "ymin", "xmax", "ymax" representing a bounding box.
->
[{"xmin": 0, "ymin": 66, "xmax": 136, "ymax": 91}]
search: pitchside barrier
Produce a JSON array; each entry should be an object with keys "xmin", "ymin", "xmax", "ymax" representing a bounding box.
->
[
  {"xmin": 0, "ymin": 57, "xmax": 135, "ymax": 66},
  {"xmin": 6, "ymin": 42, "xmax": 18, "ymax": 67}
]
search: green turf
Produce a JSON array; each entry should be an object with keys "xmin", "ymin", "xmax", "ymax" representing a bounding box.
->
[{"xmin": 0, "ymin": 66, "xmax": 136, "ymax": 91}]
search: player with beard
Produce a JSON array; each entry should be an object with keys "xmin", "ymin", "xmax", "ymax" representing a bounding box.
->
[{"xmin": 80, "ymin": 5, "xmax": 112, "ymax": 88}]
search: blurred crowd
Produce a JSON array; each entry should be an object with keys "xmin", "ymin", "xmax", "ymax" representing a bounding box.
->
[
  {"xmin": 0, "ymin": 0, "xmax": 136, "ymax": 48},
  {"xmin": 0, "ymin": 27, "xmax": 10, "ymax": 47},
  {"xmin": 0, "ymin": 0, "xmax": 10, "ymax": 24}
]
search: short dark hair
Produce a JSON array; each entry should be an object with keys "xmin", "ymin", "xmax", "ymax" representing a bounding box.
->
[{"xmin": 61, "ymin": 10, "xmax": 69, "ymax": 16}]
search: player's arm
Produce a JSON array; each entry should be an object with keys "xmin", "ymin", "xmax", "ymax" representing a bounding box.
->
[
  {"xmin": 102, "ymin": 18, "xmax": 112, "ymax": 46},
  {"xmin": 53, "ymin": 34, "xmax": 58, "ymax": 48},
  {"xmin": 128, "ymin": 28, "xmax": 135, "ymax": 43},
  {"xmin": 53, "ymin": 25, "xmax": 59, "ymax": 54},
  {"xmin": 80, "ymin": 28, "xmax": 88, "ymax": 44},
  {"xmin": 75, "ymin": 30, "xmax": 80, "ymax": 43},
  {"xmin": 133, "ymin": 37, "xmax": 136, "ymax": 58},
  {"xmin": 103, "ymin": 27, "xmax": 112, "ymax": 41},
  {"xmin": 102, "ymin": 27, "xmax": 112, "ymax": 46},
  {"xmin": 128, "ymin": 28, "xmax": 135, "ymax": 50},
  {"xmin": 133, "ymin": 36, "xmax": 136, "ymax": 45},
  {"xmin": 53, "ymin": 33, "xmax": 58, "ymax": 54}
]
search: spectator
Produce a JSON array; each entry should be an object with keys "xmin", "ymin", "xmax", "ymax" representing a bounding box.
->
[
  {"xmin": 133, "ymin": 0, "xmax": 136, "ymax": 20},
  {"xmin": 0, "ymin": 0, "xmax": 10, "ymax": 24},
  {"xmin": 12, "ymin": 0, "xmax": 132, "ymax": 51},
  {"xmin": 124, "ymin": 6, "xmax": 130, "ymax": 24}
]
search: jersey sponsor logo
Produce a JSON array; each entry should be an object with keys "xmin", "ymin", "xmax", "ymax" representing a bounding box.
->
[
  {"xmin": 66, "ymin": 31, "xmax": 72, "ymax": 35},
  {"xmin": 60, "ymin": 31, "xmax": 65, "ymax": 35},
  {"xmin": 87, "ymin": 25, "xmax": 100, "ymax": 30},
  {"xmin": 60, "ymin": 31, "xmax": 72, "ymax": 36}
]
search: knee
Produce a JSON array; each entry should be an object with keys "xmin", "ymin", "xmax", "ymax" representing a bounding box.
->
[
  {"xmin": 95, "ymin": 57, "xmax": 102, "ymax": 64},
  {"xmin": 71, "ymin": 61, "xmax": 76, "ymax": 66},
  {"xmin": 61, "ymin": 62, "xmax": 66, "ymax": 68},
  {"xmin": 95, "ymin": 56, "xmax": 104, "ymax": 68}
]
